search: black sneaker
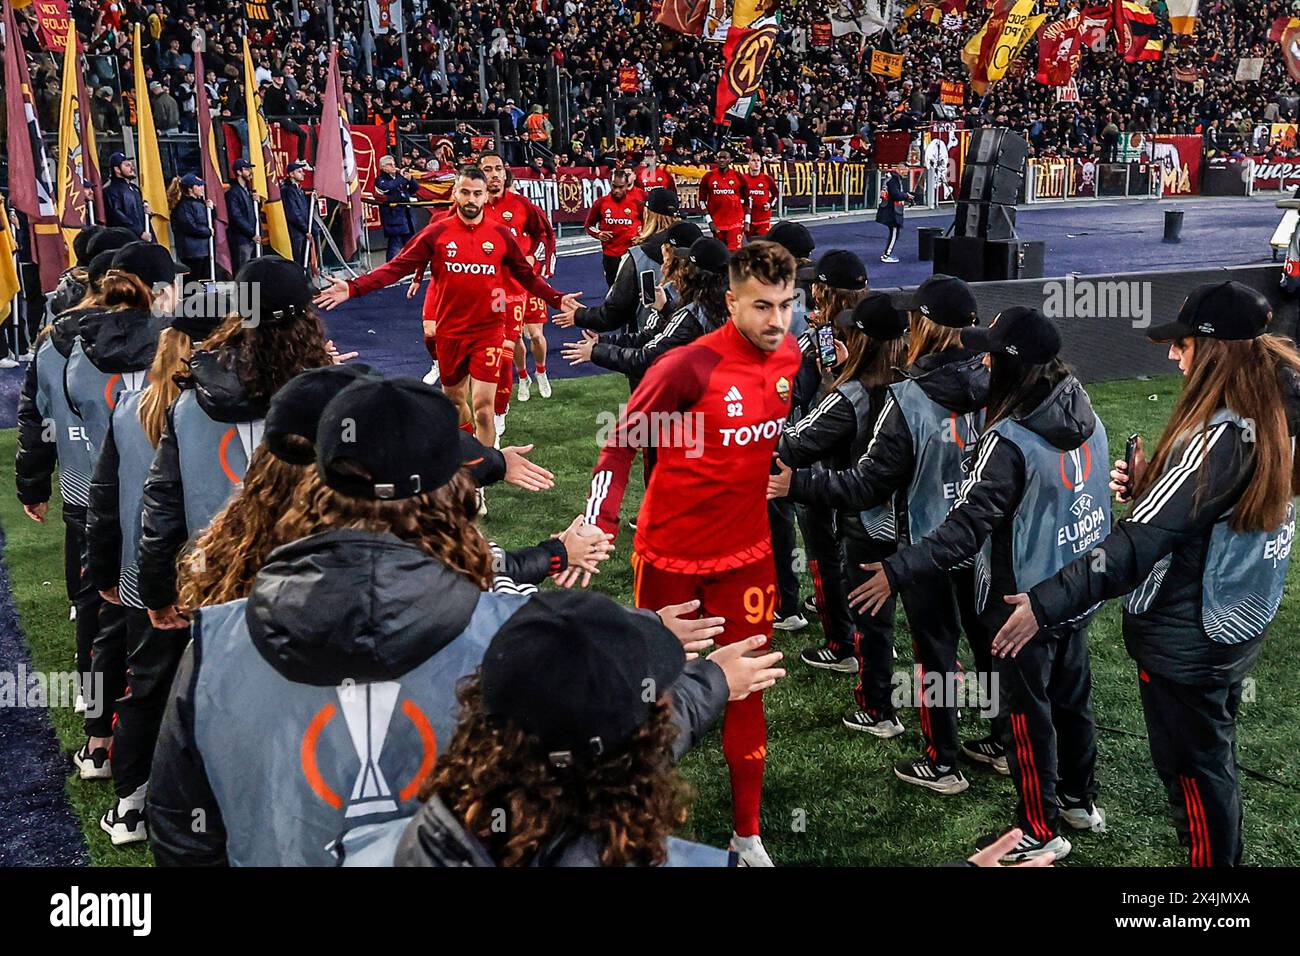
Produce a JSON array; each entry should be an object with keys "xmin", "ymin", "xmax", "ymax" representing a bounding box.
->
[
  {"xmin": 803, "ymin": 594, "xmax": 819, "ymax": 614},
  {"xmin": 842, "ymin": 708, "xmax": 904, "ymax": 737},
  {"xmin": 99, "ymin": 802, "xmax": 148, "ymax": 846},
  {"xmin": 961, "ymin": 735, "xmax": 1010, "ymax": 775},
  {"xmin": 72, "ymin": 742, "xmax": 111, "ymax": 780},
  {"xmin": 894, "ymin": 755, "xmax": 969, "ymax": 795},
  {"xmin": 975, "ymin": 827, "xmax": 1071, "ymax": 862},
  {"xmin": 627, "ymin": 516, "xmax": 638, "ymax": 532},
  {"xmin": 1057, "ymin": 793, "xmax": 1107, "ymax": 832},
  {"xmin": 800, "ymin": 644, "xmax": 857, "ymax": 673}
]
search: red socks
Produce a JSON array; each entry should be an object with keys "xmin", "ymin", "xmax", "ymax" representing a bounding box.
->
[
  {"xmin": 721, "ymin": 692, "xmax": 766, "ymax": 837},
  {"xmin": 495, "ymin": 350, "xmax": 515, "ymax": 415}
]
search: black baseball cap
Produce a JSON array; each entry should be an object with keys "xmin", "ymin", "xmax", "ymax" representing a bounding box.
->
[
  {"xmin": 664, "ymin": 220, "xmax": 703, "ymax": 250},
  {"xmin": 236, "ymin": 255, "xmax": 312, "ymax": 324},
  {"xmin": 265, "ymin": 365, "xmax": 379, "ymax": 464},
  {"xmin": 645, "ymin": 186, "xmax": 679, "ymax": 216},
  {"xmin": 316, "ymin": 378, "xmax": 486, "ymax": 500},
  {"xmin": 1146, "ymin": 280, "xmax": 1272, "ymax": 342},
  {"xmin": 962, "ymin": 306, "xmax": 1061, "ymax": 364},
  {"xmin": 688, "ymin": 237, "xmax": 730, "ymax": 275},
  {"xmin": 798, "ymin": 249, "xmax": 868, "ymax": 290},
  {"xmin": 73, "ymin": 226, "xmax": 105, "ymax": 267},
  {"xmin": 480, "ymin": 591, "xmax": 685, "ymax": 765},
  {"xmin": 757, "ymin": 221, "xmax": 816, "ymax": 260},
  {"xmin": 110, "ymin": 241, "xmax": 187, "ymax": 286},
  {"xmin": 908, "ymin": 274, "xmax": 979, "ymax": 328},
  {"xmin": 836, "ymin": 291, "xmax": 908, "ymax": 340},
  {"xmin": 87, "ymin": 250, "xmax": 117, "ymax": 285},
  {"xmin": 87, "ymin": 226, "xmax": 139, "ymax": 259}
]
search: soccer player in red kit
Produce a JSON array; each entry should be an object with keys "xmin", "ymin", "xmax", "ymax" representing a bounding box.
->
[
  {"xmin": 316, "ymin": 166, "xmax": 578, "ymax": 447},
  {"xmin": 478, "ymin": 153, "xmax": 557, "ymax": 433},
  {"xmin": 581, "ymin": 241, "xmax": 800, "ymax": 866},
  {"xmin": 636, "ymin": 148, "xmax": 677, "ymax": 193},
  {"xmin": 743, "ymin": 152, "xmax": 778, "ymax": 241},
  {"xmin": 585, "ymin": 168, "xmax": 643, "ymax": 286},
  {"xmin": 699, "ymin": 148, "xmax": 749, "ymax": 251}
]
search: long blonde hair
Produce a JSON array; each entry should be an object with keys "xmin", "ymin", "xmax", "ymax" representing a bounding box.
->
[
  {"xmin": 639, "ymin": 210, "xmax": 677, "ymax": 241},
  {"xmin": 138, "ymin": 328, "xmax": 192, "ymax": 447},
  {"xmin": 905, "ymin": 312, "xmax": 964, "ymax": 367},
  {"xmin": 1134, "ymin": 334, "xmax": 1300, "ymax": 532}
]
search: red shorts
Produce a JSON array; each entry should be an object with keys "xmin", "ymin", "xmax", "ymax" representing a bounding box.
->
[
  {"xmin": 747, "ymin": 220, "xmax": 771, "ymax": 240},
  {"xmin": 523, "ymin": 293, "xmax": 547, "ymax": 327},
  {"xmin": 713, "ymin": 226, "xmax": 744, "ymax": 251},
  {"xmin": 436, "ymin": 330, "xmax": 508, "ymax": 386},
  {"xmin": 505, "ymin": 293, "xmax": 527, "ymax": 341},
  {"xmin": 631, "ymin": 552, "xmax": 775, "ymax": 649}
]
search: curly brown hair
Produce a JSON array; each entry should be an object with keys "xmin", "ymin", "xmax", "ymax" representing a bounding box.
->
[
  {"xmin": 419, "ymin": 676, "xmax": 691, "ymax": 867},
  {"xmin": 272, "ymin": 468, "xmax": 495, "ymax": 589},
  {"xmin": 175, "ymin": 446, "xmax": 310, "ymax": 609},
  {"xmin": 190, "ymin": 308, "xmax": 332, "ymax": 406}
]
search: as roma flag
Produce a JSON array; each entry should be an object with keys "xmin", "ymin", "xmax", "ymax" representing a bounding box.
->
[
  {"xmin": 714, "ymin": 22, "xmax": 778, "ymax": 123},
  {"xmin": 1037, "ymin": 14, "xmax": 1085, "ymax": 85},
  {"xmin": 654, "ymin": 0, "xmax": 710, "ymax": 34},
  {"xmin": 1271, "ymin": 16, "xmax": 1300, "ymax": 82}
]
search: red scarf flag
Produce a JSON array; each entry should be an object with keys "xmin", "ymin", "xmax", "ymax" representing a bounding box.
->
[
  {"xmin": 714, "ymin": 22, "xmax": 779, "ymax": 123},
  {"xmin": 314, "ymin": 46, "xmax": 365, "ymax": 259},
  {"xmin": 1036, "ymin": 14, "xmax": 1085, "ymax": 85},
  {"xmin": 193, "ymin": 46, "xmax": 231, "ymax": 276}
]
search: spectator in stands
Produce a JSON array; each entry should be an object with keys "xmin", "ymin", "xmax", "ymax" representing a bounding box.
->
[{"xmin": 103, "ymin": 153, "xmax": 148, "ymax": 241}]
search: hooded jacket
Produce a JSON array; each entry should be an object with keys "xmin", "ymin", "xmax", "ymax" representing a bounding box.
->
[
  {"xmin": 136, "ymin": 348, "xmax": 265, "ymax": 611},
  {"xmin": 880, "ymin": 366, "xmax": 1108, "ymax": 632},
  {"xmin": 15, "ymin": 309, "xmax": 97, "ymax": 509},
  {"xmin": 573, "ymin": 227, "xmax": 670, "ymax": 336},
  {"xmin": 1030, "ymin": 365, "xmax": 1300, "ymax": 685},
  {"xmin": 591, "ymin": 299, "xmax": 725, "ymax": 385},
  {"xmin": 63, "ymin": 306, "xmax": 161, "ymax": 462},
  {"xmin": 788, "ymin": 347, "xmax": 989, "ymax": 547},
  {"xmin": 147, "ymin": 529, "xmax": 729, "ymax": 866}
]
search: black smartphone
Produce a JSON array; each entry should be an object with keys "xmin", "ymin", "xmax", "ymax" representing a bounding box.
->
[
  {"xmin": 1123, "ymin": 433, "xmax": 1140, "ymax": 499},
  {"xmin": 639, "ymin": 270, "xmax": 657, "ymax": 306},
  {"xmin": 816, "ymin": 324, "xmax": 838, "ymax": 368}
]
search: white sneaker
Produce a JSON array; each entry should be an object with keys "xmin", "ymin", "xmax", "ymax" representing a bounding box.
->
[
  {"xmin": 69, "ymin": 604, "xmax": 77, "ymax": 621},
  {"xmin": 536, "ymin": 371, "xmax": 552, "ymax": 398},
  {"xmin": 423, "ymin": 362, "xmax": 440, "ymax": 386},
  {"xmin": 73, "ymin": 742, "xmax": 112, "ymax": 780},
  {"xmin": 772, "ymin": 612, "xmax": 809, "ymax": 632},
  {"xmin": 1058, "ymin": 795, "xmax": 1107, "ymax": 832},
  {"xmin": 100, "ymin": 801, "xmax": 148, "ymax": 846},
  {"xmin": 18, "ymin": 349, "xmax": 35, "ymax": 362},
  {"xmin": 0, "ymin": 356, "xmax": 18, "ymax": 369},
  {"xmin": 476, "ymin": 488, "xmax": 488, "ymax": 517},
  {"xmin": 730, "ymin": 832, "xmax": 774, "ymax": 867},
  {"xmin": 74, "ymin": 694, "xmax": 87, "ymax": 715},
  {"xmin": 494, "ymin": 413, "xmax": 505, "ymax": 444},
  {"xmin": 517, "ymin": 376, "xmax": 532, "ymax": 402},
  {"xmin": 880, "ymin": 254, "xmax": 900, "ymax": 264}
]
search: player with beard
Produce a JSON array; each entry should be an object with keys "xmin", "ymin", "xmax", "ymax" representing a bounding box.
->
[
  {"xmin": 316, "ymin": 167, "xmax": 579, "ymax": 451},
  {"xmin": 580, "ymin": 241, "xmax": 802, "ymax": 866},
  {"xmin": 477, "ymin": 153, "xmax": 558, "ymax": 425}
]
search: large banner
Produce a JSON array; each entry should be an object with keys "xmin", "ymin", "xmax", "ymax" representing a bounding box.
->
[
  {"xmin": 510, "ymin": 162, "xmax": 871, "ymax": 223},
  {"xmin": 30, "ymin": 0, "xmax": 71, "ymax": 51},
  {"xmin": 1115, "ymin": 133, "xmax": 1202, "ymax": 194},
  {"xmin": 1249, "ymin": 157, "xmax": 1300, "ymax": 190}
]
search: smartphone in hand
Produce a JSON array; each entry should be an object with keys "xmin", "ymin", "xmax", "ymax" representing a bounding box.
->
[
  {"xmin": 816, "ymin": 324, "xmax": 838, "ymax": 369},
  {"xmin": 639, "ymin": 270, "xmax": 656, "ymax": 306},
  {"xmin": 1123, "ymin": 433, "xmax": 1140, "ymax": 500}
]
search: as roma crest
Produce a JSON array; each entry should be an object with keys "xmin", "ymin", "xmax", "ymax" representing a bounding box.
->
[
  {"xmin": 775, "ymin": 375, "xmax": 791, "ymax": 402},
  {"xmin": 482, "ymin": 241, "xmax": 495, "ymax": 255}
]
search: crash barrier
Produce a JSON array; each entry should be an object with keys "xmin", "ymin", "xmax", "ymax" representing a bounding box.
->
[{"xmin": 877, "ymin": 263, "xmax": 1292, "ymax": 385}]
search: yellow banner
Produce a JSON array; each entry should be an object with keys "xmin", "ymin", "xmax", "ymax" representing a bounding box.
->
[
  {"xmin": 987, "ymin": 0, "xmax": 1040, "ymax": 82},
  {"xmin": 870, "ymin": 50, "xmax": 905, "ymax": 79},
  {"xmin": 133, "ymin": 24, "xmax": 171, "ymax": 249},
  {"xmin": 243, "ymin": 37, "xmax": 293, "ymax": 259}
]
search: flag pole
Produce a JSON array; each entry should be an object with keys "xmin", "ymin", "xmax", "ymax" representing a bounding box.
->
[
  {"xmin": 206, "ymin": 201, "xmax": 216, "ymax": 280},
  {"xmin": 303, "ymin": 190, "xmax": 316, "ymax": 269},
  {"xmin": 253, "ymin": 197, "xmax": 263, "ymax": 257}
]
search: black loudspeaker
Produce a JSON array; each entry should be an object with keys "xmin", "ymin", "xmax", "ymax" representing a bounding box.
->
[
  {"xmin": 954, "ymin": 201, "xmax": 1017, "ymax": 240},
  {"xmin": 983, "ymin": 239, "xmax": 1046, "ymax": 280},
  {"xmin": 932, "ymin": 236, "xmax": 987, "ymax": 282},
  {"xmin": 966, "ymin": 128, "xmax": 1030, "ymax": 173},
  {"xmin": 959, "ymin": 162, "xmax": 1024, "ymax": 204}
]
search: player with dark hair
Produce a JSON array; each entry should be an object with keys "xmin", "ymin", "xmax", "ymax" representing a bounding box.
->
[
  {"xmin": 581, "ymin": 240, "xmax": 802, "ymax": 866},
  {"xmin": 316, "ymin": 165, "xmax": 580, "ymax": 451}
]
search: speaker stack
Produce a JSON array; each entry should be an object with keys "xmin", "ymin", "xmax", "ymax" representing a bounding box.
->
[{"xmin": 933, "ymin": 128, "xmax": 1044, "ymax": 282}]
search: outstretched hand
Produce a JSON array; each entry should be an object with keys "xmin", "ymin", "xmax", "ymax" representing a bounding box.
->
[
  {"xmin": 313, "ymin": 276, "xmax": 351, "ymax": 310},
  {"xmin": 767, "ymin": 456, "xmax": 793, "ymax": 499},
  {"xmin": 500, "ymin": 444, "xmax": 555, "ymax": 491},
  {"xmin": 846, "ymin": 562, "xmax": 892, "ymax": 616},
  {"xmin": 991, "ymin": 593, "xmax": 1040, "ymax": 658},
  {"xmin": 656, "ymin": 599, "xmax": 726, "ymax": 659}
]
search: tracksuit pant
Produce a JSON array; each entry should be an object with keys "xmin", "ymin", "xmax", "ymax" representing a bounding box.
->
[
  {"xmin": 112, "ymin": 608, "xmax": 188, "ymax": 799},
  {"xmin": 845, "ymin": 535, "xmax": 898, "ymax": 717},
  {"xmin": 796, "ymin": 501, "xmax": 852, "ymax": 651},
  {"xmin": 63, "ymin": 508, "xmax": 98, "ymax": 683},
  {"xmin": 84, "ymin": 601, "xmax": 128, "ymax": 739},
  {"xmin": 632, "ymin": 551, "xmax": 773, "ymax": 838},
  {"xmin": 601, "ymin": 254, "xmax": 621, "ymax": 287},
  {"xmin": 1137, "ymin": 668, "xmax": 1244, "ymax": 867},
  {"xmin": 768, "ymin": 498, "xmax": 802, "ymax": 620},
  {"xmin": 998, "ymin": 621, "xmax": 1098, "ymax": 843},
  {"xmin": 896, "ymin": 566, "xmax": 988, "ymax": 769}
]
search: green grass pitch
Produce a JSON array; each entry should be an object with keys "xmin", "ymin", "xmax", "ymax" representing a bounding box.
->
[{"xmin": 2, "ymin": 370, "xmax": 1297, "ymax": 866}]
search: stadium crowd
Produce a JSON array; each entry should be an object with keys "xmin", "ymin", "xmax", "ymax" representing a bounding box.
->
[{"xmin": 11, "ymin": 0, "xmax": 1299, "ymax": 176}]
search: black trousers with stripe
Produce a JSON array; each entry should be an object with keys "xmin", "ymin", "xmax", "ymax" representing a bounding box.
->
[
  {"xmin": 1138, "ymin": 669, "xmax": 1244, "ymax": 866},
  {"xmin": 112, "ymin": 608, "xmax": 188, "ymax": 798},
  {"xmin": 897, "ymin": 566, "xmax": 986, "ymax": 768},
  {"xmin": 768, "ymin": 498, "xmax": 802, "ymax": 620},
  {"xmin": 999, "ymin": 621, "xmax": 1098, "ymax": 841},
  {"xmin": 845, "ymin": 535, "xmax": 898, "ymax": 717},
  {"xmin": 795, "ymin": 500, "xmax": 853, "ymax": 650}
]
